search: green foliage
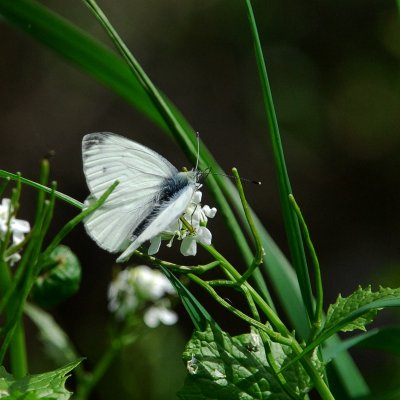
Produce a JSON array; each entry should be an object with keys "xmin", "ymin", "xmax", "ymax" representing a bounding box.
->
[
  {"xmin": 31, "ymin": 246, "xmax": 82, "ymax": 308},
  {"xmin": 178, "ymin": 324, "xmax": 317, "ymax": 400},
  {"xmin": 24, "ymin": 303, "xmax": 79, "ymax": 366},
  {"xmin": 0, "ymin": 360, "xmax": 81, "ymax": 400},
  {"xmin": 324, "ymin": 286, "xmax": 400, "ymax": 333}
]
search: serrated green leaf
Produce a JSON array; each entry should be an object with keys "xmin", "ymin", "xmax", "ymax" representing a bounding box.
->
[
  {"xmin": 24, "ymin": 303, "xmax": 80, "ymax": 366},
  {"xmin": 325, "ymin": 286, "xmax": 400, "ymax": 333},
  {"xmin": 178, "ymin": 324, "xmax": 314, "ymax": 400},
  {"xmin": 0, "ymin": 360, "xmax": 81, "ymax": 400}
]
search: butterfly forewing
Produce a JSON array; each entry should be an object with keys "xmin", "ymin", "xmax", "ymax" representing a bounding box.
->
[
  {"xmin": 82, "ymin": 132, "xmax": 177, "ymax": 204},
  {"xmin": 82, "ymin": 132, "xmax": 197, "ymax": 257}
]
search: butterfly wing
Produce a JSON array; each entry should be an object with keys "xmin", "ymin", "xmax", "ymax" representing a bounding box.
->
[
  {"xmin": 116, "ymin": 176, "xmax": 197, "ymax": 262},
  {"xmin": 82, "ymin": 132, "xmax": 179, "ymax": 253}
]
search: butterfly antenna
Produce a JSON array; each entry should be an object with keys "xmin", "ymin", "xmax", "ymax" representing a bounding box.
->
[{"xmin": 212, "ymin": 171, "xmax": 261, "ymax": 185}]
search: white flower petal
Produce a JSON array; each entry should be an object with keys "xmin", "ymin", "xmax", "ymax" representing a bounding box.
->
[
  {"xmin": 143, "ymin": 306, "xmax": 178, "ymax": 328},
  {"xmin": 148, "ymin": 235, "xmax": 161, "ymax": 255},
  {"xmin": 196, "ymin": 227, "xmax": 212, "ymax": 246},
  {"xmin": 11, "ymin": 219, "xmax": 30, "ymax": 234},
  {"xmin": 203, "ymin": 205, "xmax": 217, "ymax": 218},
  {"xmin": 6, "ymin": 253, "xmax": 21, "ymax": 266},
  {"xmin": 180, "ymin": 236, "xmax": 197, "ymax": 256},
  {"xmin": 192, "ymin": 191, "xmax": 202, "ymax": 204}
]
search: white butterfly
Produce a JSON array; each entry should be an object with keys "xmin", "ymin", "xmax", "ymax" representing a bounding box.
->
[{"xmin": 82, "ymin": 132, "xmax": 202, "ymax": 263}]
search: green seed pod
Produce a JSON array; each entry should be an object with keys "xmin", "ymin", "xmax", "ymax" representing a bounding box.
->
[{"xmin": 31, "ymin": 245, "xmax": 81, "ymax": 308}]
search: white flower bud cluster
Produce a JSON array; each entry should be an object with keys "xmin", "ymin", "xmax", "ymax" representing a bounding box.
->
[
  {"xmin": 0, "ymin": 198, "xmax": 30, "ymax": 265},
  {"xmin": 148, "ymin": 191, "xmax": 217, "ymax": 257},
  {"xmin": 108, "ymin": 265, "xmax": 178, "ymax": 327}
]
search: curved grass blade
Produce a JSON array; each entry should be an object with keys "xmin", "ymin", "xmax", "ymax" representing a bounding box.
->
[
  {"xmin": 160, "ymin": 266, "xmax": 216, "ymax": 332},
  {"xmin": 242, "ymin": 0, "xmax": 313, "ymax": 319},
  {"xmin": 323, "ymin": 326, "xmax": 400, "ymax": 362}
]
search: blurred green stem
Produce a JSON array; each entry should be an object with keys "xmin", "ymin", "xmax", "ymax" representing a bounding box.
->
[
  {"xmin": 0, "ymin": 183, "xmax": 28, "ymax": 377},
  {"xmin": 75, "ymin": 337, "xmax": 126, "ymax": 400}
]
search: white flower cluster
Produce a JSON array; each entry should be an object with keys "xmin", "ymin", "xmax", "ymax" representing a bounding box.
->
[
  {"xmin": 108, "ymin": 265, "xmax": 178, "ymax": 327},
  {"xmin": 0, "ymin": 198, "xmax": 30, "ymax": 265},
  {"xmin": 148, "ymin": 191, "xmax": 217, "ymax": 257}
]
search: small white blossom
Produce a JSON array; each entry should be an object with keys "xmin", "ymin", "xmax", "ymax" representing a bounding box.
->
[
  {"xmin": 108, "ymin": 265, "xmax": 177, "ymax": 326},
  {"xmin": 0, "ymin": 198, "xmax": 30, "ymax": 266},
  {"xmin": 180, "ymin": 226, "xmax": 212, "ymax": 256},
  {"xmin": 148, "ymin": 190, "xmax": 216, "ymax": 257},
  {"xmin": 143, "ymin": 299, "xmax": 178, "ymax": 328}
]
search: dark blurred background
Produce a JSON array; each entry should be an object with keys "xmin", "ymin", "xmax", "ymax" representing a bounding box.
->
[{"xmin": 1, "ymin": 0, "xmax": 400, "ymax": 398}]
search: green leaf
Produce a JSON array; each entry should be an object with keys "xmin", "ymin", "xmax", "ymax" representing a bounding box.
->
[
  {"xmin": 24, "ymin": 303, "xmax": 80, "ymax": 366},
  {"xmin": 178, "ymin": 324, "xmax": 314, "ymax": 400},
  {"xmin": 0, "ymin": 360, "xmax": 81, "ymax": 400},
  {"xmin": 282, "ymin": 286, "xmax": 400, "ymax": 389},
  {"xmin": 324, "ymin": 286, "xmax": 400, "ymax": 333},
  {"xmin": 31, "ymin": 245, "xmax": 81, "ymax": 308},
  {"xmin": 160, "ymin": 267, "xmax": 215, "ymax": 332}
]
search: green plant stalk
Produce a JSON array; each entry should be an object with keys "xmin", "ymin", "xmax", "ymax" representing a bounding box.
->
[
  {"xmin": 75, "ymin": 337, "xmax": 128, "ymax": 400},
  {"xmin": 0, "ymin": 193, "xmax": 52, "ymax": 364},
  {"xmin": 34, "ymin": 159, "xmax": 50, "ymax": 225},
  {"xmin": 0, "ymin": 177, "xmax": 10, "ymax": 197},
  {"xmin": 205, "ymin": 244, "xmax": 288, "ymax": 334},
  {"xmin": 0, "ymin": 169, "xmax": 82, "ymax": 209},
  {"xmin": 289, "ymin": 194, "xmax": 323, "ymax": 336},
  {"xmin": 83, "ymin": 0, "xmax": 196, "ymax": 158},
  {"xmin": 134, "ymin": 250, "xmax": 220, "ymax": 274},
  {"xmin": 187, "ymin": 273, "xmax": 291, "ymax": 345},
  {"xmin": 0, "ymin": 177, "xmax": 28, "ymax": 377},
  {"xmin": 243, "ymin": 0, "xmax": 313, "ymax": 319},
  {"xmin": 1, "ymin": 179, "xmax": 110, "ymax": 368},
  {"xmin": 9, "ymin": 180, "xmax": 27, "ymax": 379},
  {"xmin": 232, "ymin": 168, "xmax": 264, "ymax": 283}
]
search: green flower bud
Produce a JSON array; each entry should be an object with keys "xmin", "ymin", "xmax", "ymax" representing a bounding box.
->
[{"xmin": 31, "ymin": 245, "xmax": 81, "ymax": 307}]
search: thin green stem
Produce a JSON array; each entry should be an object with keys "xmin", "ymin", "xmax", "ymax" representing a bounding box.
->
[
  {"xmin": 0, "ymin": 169, "xmax": 82, "ymax": 209},
  {"xmin": 75, "ymin": 338, "xmax": 126, "ymax": 400},
  {"xmin": 243, "ymin": 0, "xmax": 313, "ymax": 319},
  {"xmin": 83, "ymin": 0, "xmax": 196, "ymax": 158},
  {"xmin": 0, "ymin": 175, "xmax": 28, "ymax": 377},
  {"xmin": 9, "ymin": 321, "xmax": 27, "ymax": 377},
  {"xmin": 0, "ymin": 177, "xmax": 10, "ymax": 197},
  {"xmin": 134, "ymin": 250, "xmax": 220, "ymax": 274},
  {"xmin": 188, "ymin": 273, "xmax": 292, "ymax": 346},
  {"xmin": 204, "ymin": 244, "xmax": 289, "ymax": 335},
  {"xmin": 232, "ymin": 168, "xmax": 264, "ymax": 283},
  {"xmin": 34, "ymin": 158, "xmax": 50, "ymax": 225},
  {"xmin": 289, "ymin": 194, "xmax": 323, "ymax": 336}
]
